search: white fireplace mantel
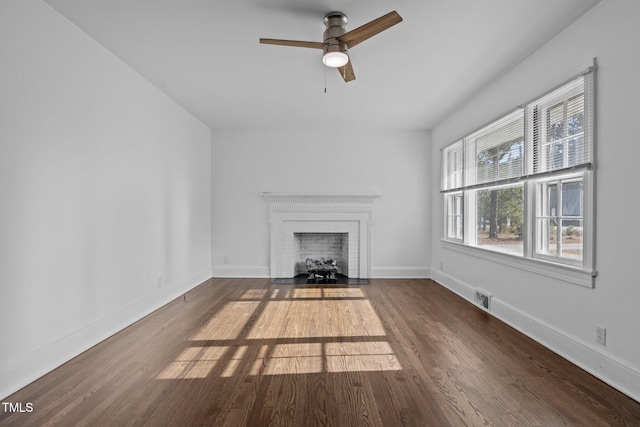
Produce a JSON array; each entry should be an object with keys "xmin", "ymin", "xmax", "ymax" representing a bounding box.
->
[{"xmin": 262, "ymin": 193, "xmax": 380, "ymax": 279}]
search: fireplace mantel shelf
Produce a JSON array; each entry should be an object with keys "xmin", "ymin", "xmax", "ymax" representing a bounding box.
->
[{"xmin": 262, "ymin": 193, "xmax": 381, "ymax": 204}]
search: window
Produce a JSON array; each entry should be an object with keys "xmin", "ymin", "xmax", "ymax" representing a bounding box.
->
[
  {"xmin": 535, "ymin": 174, "xmax": 584, "ymax": 264},
  {"xmin": 441, "ymin": 69, "xmax": 595, "ymax": 287},
  {"xmin": 446, "ymin": 192, "xmax": 463, "ymax": 241},
  {"xmin": 473, "ymin": 184, "xmax": 524, "ymax": 256}
]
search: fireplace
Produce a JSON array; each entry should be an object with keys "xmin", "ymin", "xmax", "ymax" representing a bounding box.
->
[{"xmin": 263, "ymin": 194, "xmax": 379, "ymax": 279}]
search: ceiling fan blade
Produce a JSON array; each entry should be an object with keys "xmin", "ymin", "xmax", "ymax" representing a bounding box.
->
[
  {"xmin": 259, "ymin": 38, "xmax": 324, "ymax": 49},
  {"xmin": 338, "ymin": 60, "xmax": 356, "ymax": 83},
  {"xmin": 338, "ymin": 11, "xmax": 402, "ymax": 49}
]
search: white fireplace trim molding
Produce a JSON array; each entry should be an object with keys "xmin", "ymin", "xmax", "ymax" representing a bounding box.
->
[{"xmin": 263, "ymin": 193, "xmax": 380, "ymax": 279}]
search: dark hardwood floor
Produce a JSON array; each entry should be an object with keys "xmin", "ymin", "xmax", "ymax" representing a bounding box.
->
[{"xmin": 2, "ymin": 278, "xmax": 639, "ymax": 426}]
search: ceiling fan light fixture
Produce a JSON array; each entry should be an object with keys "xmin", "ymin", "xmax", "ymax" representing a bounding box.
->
[
  {"xmin": 323, "ymin": 51, "xmax": 348, "ymax": 68},
  {"xmin": 260, "ymin": 10, "xmax": 402, "ymax": 82}
]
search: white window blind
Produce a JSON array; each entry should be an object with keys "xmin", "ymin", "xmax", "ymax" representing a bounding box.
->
[
  {"xmin": 465, "ymin": 109, "xmax": 524, "ymax": 188},
  {"xmin": 526, "ymin": 72, "xmax": 593, "ymax": 175},
  {"xmin": 441, "ymin": 109, "xmax": 524, "ymax": 193},
  {"xmin": 442, "ymin": 140, "xmax": 463, "ymax": 191}
]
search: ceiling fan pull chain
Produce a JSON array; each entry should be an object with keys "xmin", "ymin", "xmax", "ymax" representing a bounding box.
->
[{"xmin": 324, "ymin": 64, "xmax": 327, "ymax": 93}]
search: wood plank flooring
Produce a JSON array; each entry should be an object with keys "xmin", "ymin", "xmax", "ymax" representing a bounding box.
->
[{"xmin": 2, "ymin": 278, "xmax": 639, "ymax": 426}]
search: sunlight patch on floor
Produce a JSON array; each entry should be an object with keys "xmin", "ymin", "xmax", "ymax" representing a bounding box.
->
[
  {"xmin": 250, "ymin": 341, "xmax": 402, "ymax": 375},
  {"xmin": 325, "ymin": 341, "xmax": 401, "ymax": 372},
  {"xmin": 156, "ymin": 345, "xmax": 249, "ymax": 379},
  {"xmin": 239, "ymin": 289, "xmax": 269, "ymax": 299},
  {"xmin": 246, "ymin": 299, "xmax": 386, "ymax": 339},
  {"xmin": 250, "ymin": 343, "xmax": 324, "ymax": 376},
  {"xmin": 157, "ymin": 287, "xmax": 402, "ymax": 380},
  {"xmin": 189, "ymin": 301, "xmax": 260, "ymax": 340},
  {"xmin": 156, "ymin": 346, "xmax": 227, "ymax": 379}
]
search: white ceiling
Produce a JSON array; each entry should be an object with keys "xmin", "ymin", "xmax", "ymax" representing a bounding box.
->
[{"xmin": 44, "ymin": 0, "xmax": 600, "ymax": 131}]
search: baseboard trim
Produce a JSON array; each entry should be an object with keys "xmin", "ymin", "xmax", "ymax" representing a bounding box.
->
[
  {"xmin": 371, "ymin": 267, "xmax": 431, "ymax": 278},
  {"xmin": 211, "ymin": 266, "xmax": 270, "ymax": 278},
  {"xmin": 0, "ymin": 270, "xmax": 211, "ymax": 401},
  {"xmin": 430, "ymin": 269, "xmax": 640, "ymax": 404}
]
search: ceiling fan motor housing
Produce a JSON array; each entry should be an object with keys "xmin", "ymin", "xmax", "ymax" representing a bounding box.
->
[{"xmin": 323, "ymin": 12, "xmax": 348, "ymax": 59}]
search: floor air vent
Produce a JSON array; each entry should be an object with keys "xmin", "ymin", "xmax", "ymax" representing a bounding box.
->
[{"xmin": 474, "ymin": 290, "xmax": 492, "ymax": 312}]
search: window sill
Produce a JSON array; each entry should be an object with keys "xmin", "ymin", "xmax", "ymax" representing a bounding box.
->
[{"xmin": 441, "ymin": 240, "xmax": 596, "ymax": 288}]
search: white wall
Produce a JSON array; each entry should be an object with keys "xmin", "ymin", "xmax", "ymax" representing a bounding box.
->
[
  {"xmin": 211, "ymin": 129, "xmax": 431, "ymax": 279},
  {"xmin": 0, "ymin": 0, "xmax": 211, "ymax": 399},
  {"xmin": 430, "ymin": 0, "xmax": 640, "ymax": 401}
]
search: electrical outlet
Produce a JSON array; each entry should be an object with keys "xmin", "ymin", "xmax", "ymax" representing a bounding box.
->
[
  {"xmin": 157, "ymin": 277, "xmax": 162, "ymax": 289},
  {"xmin": 596, "ymin": 325, "xmax": 606, "ymax": 346},
  {"xmin": 223, "ymin": 256, "xmax": 229, "ymax": 264},
  {"xmin": 439, "ymin": 262, "xmax": 444, "ymax": 271}
]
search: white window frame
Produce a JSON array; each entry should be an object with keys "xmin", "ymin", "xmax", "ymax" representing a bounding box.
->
[
  {"xmin": 441, "ymin": 67, "xmax": 596, "ymax": 288},
  {"xmin": 533, "ymin": 173, "xmax": 586, "ymax": 267},
  {"xmin": 445, "ymin": 192, "xmax": 464, "ymax": 242},
  {"xmin": 468, "ymin": 183, "xmax": 525, "ymax": 257}
]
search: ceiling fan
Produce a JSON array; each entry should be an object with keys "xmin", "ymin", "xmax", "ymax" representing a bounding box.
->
[{"xmin": 260, "ymin": 11, "xmax": 402, "ymax": 82}]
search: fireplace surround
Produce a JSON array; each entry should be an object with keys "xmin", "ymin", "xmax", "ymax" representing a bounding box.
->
[{"xmin": 263, "ymin": 194, "xmax": 379, "ymax": 279}]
